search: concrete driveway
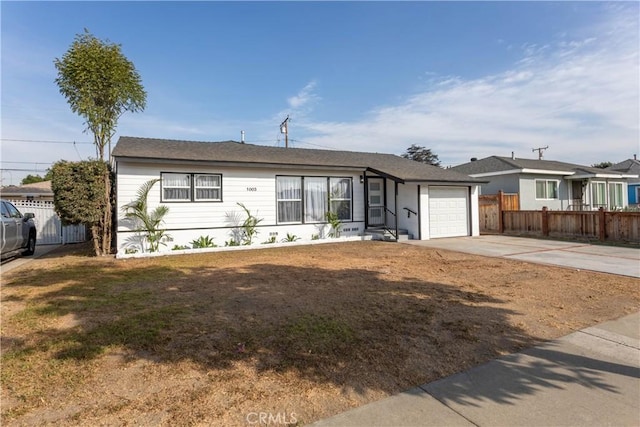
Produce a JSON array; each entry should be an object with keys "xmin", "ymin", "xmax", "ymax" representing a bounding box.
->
[
  {"xmin": 0, "ymin": 244, "xmax": 61, "ymax": 275},
  {"xmin": 404, "ymin": 235, "xmax": 640, "ymax": 278}
]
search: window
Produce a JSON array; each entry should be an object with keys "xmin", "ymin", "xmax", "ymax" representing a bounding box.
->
[
  {"xmin": 277, "ymin": 176, "xmax": 302, "ymax": 223},
  {"xmin": 161, "ymin": 172, "xmax": 222, "ymax": 202},
  {"xmin": 304, "ymin": 177, "xmax": 327, "ymax": 222},
  {"xmin": 194, "ymin": 174, "xmax": 221, "ymax": 201},
  {"xmin": 330, "ymin": 178, "xmax": 352, "ymax": 221},
  {"xmin": 276, "ymin": 176, "xmax": 353, "ymax": 224},
  {"xmin": 591, "ymin": 182, "xmax": 606, "ymax": 208},
  {"xmin": 535, "ymin": 179, "xmax": 558, "ymax": 199},
  {"xmin": 608, "ymin": 182, "xmax": 623, "ymax": 209}
]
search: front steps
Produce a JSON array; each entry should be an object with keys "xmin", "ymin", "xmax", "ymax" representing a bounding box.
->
[{"xmin": 365, "ymin": 228, "xmax": 412, "ymax": 242}]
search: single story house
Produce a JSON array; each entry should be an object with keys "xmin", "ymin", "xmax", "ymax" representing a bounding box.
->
[
  {"xmin": 606, "ymin": 157, "xmax": 640, "ymax": 206},
  {"xmin": 0, "ymin": 181, "xmax": 54, "ymax": 201},
  {"xmin": 451, "ymin": 155, "xmax": 639, "ymax": 211},
  {"xmin": 112, "ymin": 136, "xmax": 484, "ymax": 254}
]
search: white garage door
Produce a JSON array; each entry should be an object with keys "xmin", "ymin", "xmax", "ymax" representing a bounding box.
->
[{"xmin": 429, "ymin": 186, "xmax": 469, "ymax": 238}]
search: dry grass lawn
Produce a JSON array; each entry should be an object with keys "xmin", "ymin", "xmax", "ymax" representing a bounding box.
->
[{"xmin": 1, "ymin": 241, "xmax": 638, "ymax": 426}]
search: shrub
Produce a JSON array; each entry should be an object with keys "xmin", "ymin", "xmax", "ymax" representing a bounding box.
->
[{"xmin": 191, "ymin": 235, "xmax": 217, "ymax": 248}]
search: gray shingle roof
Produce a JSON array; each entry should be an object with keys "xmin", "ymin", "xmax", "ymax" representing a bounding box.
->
[
  {"xmin": 112, "ymin": 136, "xmax": 481, "ymax": 183},
  {"xmin": 451, "ymin": 156, "xmax": 625, "ymax": 177},
  {"xmin": 606, "ymin": 158, "xmax": 640, "ymax": 175}
]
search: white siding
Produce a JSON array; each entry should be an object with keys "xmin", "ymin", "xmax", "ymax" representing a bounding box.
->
[
  {"xmin": 116, "ymin": 162, "xmax": 365, "ymax": 253},
  {"xmin": 470, "ymin": 185, "xmax": 480, "ymax": 236},
  {"xmin": 397, "ymin": 183, "xmax": 419, "ymax": 239}
]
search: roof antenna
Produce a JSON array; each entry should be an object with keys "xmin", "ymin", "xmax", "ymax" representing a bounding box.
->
[{"xmin": 532, "ymin": 146, "xmax": 549, "ymax": 160}]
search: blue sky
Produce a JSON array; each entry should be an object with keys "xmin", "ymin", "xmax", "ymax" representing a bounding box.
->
[{"xmin": 2, "ymin": 1, "xmax": 638, "ymax": 185}]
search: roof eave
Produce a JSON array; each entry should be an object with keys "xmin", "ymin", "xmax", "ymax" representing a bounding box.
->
[{"xmin": 114, "ymin": 155, "xmax": 367, "ymax": 172}]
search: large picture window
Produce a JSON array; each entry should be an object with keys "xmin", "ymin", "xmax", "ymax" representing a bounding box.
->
[
  {"xmin": 304, "ymin": 177, "xmax": 328, "ymax": 222},
  {"xmin": 277, "ymin": 176, "xmax": 352, "ymax": 224},
  {"xmin": 535, "ymin": 179, "xmax": 558, "ymax": 200},
  {"xmin": 161, "ymin": 172, "xmax": 222, "ymax": 202}
]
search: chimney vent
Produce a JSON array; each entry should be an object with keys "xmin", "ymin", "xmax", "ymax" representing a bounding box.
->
[
  {"xmin": 511, "ymin": 151, "xmax": 515, "ymax": 160},
  {"xmin": 634, "ymin": 154, "xmax": 637, "ymax": 160},
  {"xmin": 240, "ymin": 130, "xmax": 245, "ymax": 144}
]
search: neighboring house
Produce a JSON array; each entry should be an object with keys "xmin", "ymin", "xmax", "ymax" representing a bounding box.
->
[
  {"xmin": 112, "ymin": 136, "xmax": 484, "ymax": 254},
  {"xmin": 451, "ymin": 155, "xmax": 638, "ymax": 211},
  {"xmin": 0, "ymin": 181, "xmax": 86, "ymax": 245},
  {"xmin": 0, "ymin": 181, "xmax": 54, "ymax": 201},
  {"xmin": 606, "ymin": 157, "xmax": 640, "ymax": 206}
]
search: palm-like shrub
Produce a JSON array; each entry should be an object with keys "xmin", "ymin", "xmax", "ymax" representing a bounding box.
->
[{"xmin": 121, "ymin": 179, "xmax": 170, "ymax": 252}]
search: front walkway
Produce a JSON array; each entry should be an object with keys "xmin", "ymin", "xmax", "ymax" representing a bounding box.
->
[{"xmin": 404, "ymin": 235, "xmax": 640, "ymax": 278}]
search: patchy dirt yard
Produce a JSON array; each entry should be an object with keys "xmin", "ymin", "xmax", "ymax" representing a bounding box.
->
[{"xmin": 1, "ymin": 241, "xmax": 638, "ymax": 426}]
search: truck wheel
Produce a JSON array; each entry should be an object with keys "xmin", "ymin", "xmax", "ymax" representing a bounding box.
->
[{"xmin": 23, "ymin": 232, "xmax": 36, "ymax": 256}]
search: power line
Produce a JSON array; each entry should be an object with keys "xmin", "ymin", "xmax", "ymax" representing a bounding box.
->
[
  {"xmin": 0, "ymin": 138, "xmax": 93, "ymax": 144},
  {"xmin": 290, "ymin": 139, "xmax": 336, "ymax": 150},
  {"xmin": 0, "ymin": 161, "xmax": 54, "ymax": 165},
  {"xmin": 0, "ymin": 168, "xmax": 50, "ymax": 172}
]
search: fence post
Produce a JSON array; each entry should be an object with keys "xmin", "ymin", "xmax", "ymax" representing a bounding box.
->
[
  {"xmin": 598, "ymin": 207, "xmax": 606, "ymax": 241},
  {"xmin": 498, "ymin": 190, "xmax": 504, "ymax": 234},
  {"xmin": 542, "ymin": 206, "xmax": 549, "ymax": 236}
]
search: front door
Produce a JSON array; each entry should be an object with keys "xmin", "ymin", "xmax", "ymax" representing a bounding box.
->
[
  {"xmin": 367, "ymin": 178, "xmax": 385, "ymax": 226},
  {"xmin": 571, "ymin": 180, "xmax": 584, "ymax": 209}
]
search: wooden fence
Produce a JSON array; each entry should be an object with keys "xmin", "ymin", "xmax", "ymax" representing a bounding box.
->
[
  {"xmin": 479, "ymin": 191, "xmax": 519, "ymax": 233},
  {"xmin": 501, "ymin": 208, "xmax": 640, "ymax": 244}
]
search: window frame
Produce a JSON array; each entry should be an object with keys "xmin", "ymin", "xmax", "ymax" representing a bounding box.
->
[
  {"xmin": 608, "ymin": 182, "xmax": 624, "ymax": 209},
  {"xmin": 276, "ymin": 176, "xmax": 303, "ymax": 224},
  {"xmin": 534, "ymin": 179, "xmax": 559, "ymax": 200},
  {"xmin": 303, "ymin": 176, "xmax": 329, "ymax": 224},
  {"xmin": 591, "ymin": 181, "xmax": 607, "ymax": 208},
  {"xmin": 160, "ymin": 172, "xmax": 223, "ymax": 203},
  {"xmin": 194, "ymin": 173, "xmax": 222, "ymax": 202},
  {"xmin": 275, "ymin": 175, "xmax": 354, "ymax": 225},
  {"xmin": 329, "ymin": 177, "xmax": 353, "ymax": 221}
]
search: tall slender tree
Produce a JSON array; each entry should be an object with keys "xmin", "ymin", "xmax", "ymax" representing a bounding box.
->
[
  {"xmin": 54, "ymin": 30, "xmax": 146, "ymax": 255},
  {"xmin": 54, "ymin": 30, "xmax": 146, "ymax": 161}
]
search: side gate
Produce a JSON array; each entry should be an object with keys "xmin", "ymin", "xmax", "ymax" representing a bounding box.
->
[{"xmin": 6, "ymin": 200, "xmax": 87, "ymax": 245}]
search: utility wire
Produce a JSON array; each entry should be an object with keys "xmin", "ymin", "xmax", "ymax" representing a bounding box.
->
[
  {"xmin": 0, "ymin": 161, "xmax": 54, "ymax": 165},
  {"xmin": 0, "ymin": 168, "xmax": 50, "ymax": 172},
  {"xmin": 290, "ymin": 139, "xmax": 336, "ymax": 150},
  {"xmin": 0, "ymin": 138, "xmax": 93, "ymax": 144}
]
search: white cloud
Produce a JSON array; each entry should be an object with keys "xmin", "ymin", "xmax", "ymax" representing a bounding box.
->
[
  {"xmin": 286, "ymin": 80, "xmax": 319, "ymax": 111},
  {"xmin": 296, "ymin": 6, "xmax": 639, "ymax": 167}
]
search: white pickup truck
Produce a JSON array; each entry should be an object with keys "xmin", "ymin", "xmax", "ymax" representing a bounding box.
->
[{"xmin": 1, "ymin": 199, "xmax": 37, "ymax": 260}]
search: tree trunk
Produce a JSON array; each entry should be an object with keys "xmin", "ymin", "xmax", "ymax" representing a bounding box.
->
[{"xmin": 91, "ymin": 169, "xmax": 112, "ymax": 256}]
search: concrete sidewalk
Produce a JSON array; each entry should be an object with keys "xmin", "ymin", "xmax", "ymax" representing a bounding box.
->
[
  {"xmin": 404, "ymin": 235, "xmax": 640, "ymax": 278},
  {"xmin": 311, "ymin": 312, "xmax": 640, "ymax": 427}
]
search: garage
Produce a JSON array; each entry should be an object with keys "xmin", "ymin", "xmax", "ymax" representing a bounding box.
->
[{"xmin": 428, "ymin": 186, "xmax": 470, "ymax": 238}]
